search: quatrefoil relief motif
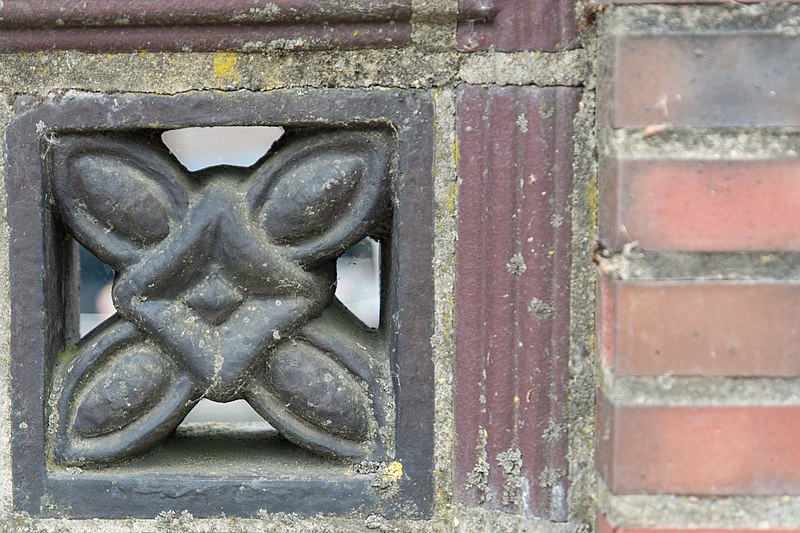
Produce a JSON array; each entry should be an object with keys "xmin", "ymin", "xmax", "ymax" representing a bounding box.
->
[{"xmin": 47, "ymin": 129, "xmax": 394, "ymax": 466}]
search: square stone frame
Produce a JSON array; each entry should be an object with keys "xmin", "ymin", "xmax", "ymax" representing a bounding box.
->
[{"xmin": 5, "ymin": 89, "xmax": 435, "ymax": 519}]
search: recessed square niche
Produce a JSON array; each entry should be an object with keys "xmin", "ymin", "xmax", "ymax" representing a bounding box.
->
[{"xmin": 5, "ymin": 90, "xmax": 434, "ymax": 518}]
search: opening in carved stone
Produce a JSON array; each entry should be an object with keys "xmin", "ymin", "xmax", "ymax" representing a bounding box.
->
[
  {"xmin": 182, "ymin": 399, "xmax": 268, "ymax": 423},
  {"xmin": 78, "ymin": 244, "xmax": 116, "ymax": 337},
  {"xmin": 337, "ymin": 237, "xmax": 381, "ymax": 328},
  {"xmin": 160, "ymin": 126, "xmax": 284, "ymax": 171}
]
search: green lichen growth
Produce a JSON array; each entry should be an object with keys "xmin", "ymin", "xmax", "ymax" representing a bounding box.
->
[{"xmin": 496, "ymin": 447, "xmax": 523, "ymax": 507}]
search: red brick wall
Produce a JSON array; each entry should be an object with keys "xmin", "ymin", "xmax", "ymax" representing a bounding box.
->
[{"xmin": 597, "ymin": 3, "xmax": 800, "ymax": 531}]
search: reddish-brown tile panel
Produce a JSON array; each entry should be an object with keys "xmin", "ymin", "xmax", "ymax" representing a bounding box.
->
[
  {"xmin": 455, "ymin": 85, "xmax": 579, "ymax": 519},
  {"xmin": 0, "ymin": 0, "xmax": 412, "ymax": 51},
  {"xmin": 0, "ymin": 0, "xmax": 411, "ymax": 25},
  {"xmin": 457, "ymin": 0, "xmax": 578, "ymax": 52}
]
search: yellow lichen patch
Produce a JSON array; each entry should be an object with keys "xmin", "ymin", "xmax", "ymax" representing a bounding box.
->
[
  {"xmin": 445, "ymin": 181, "xmax": 458, "ymax": 214},
  {"xmin": 383, "ymin": 461, "xmax": 403, "ymax": 484},
  {"xmin": 587, "ymin": 176, "xmax": 599, "ymax": 229},
  {"xmin": 212, "ymin": 52, "xmax": 241, "ymax": 83},
  {"xmin": 513, "ymin": 395, "xmax": 520, "ymax": 406},
  {"xmin": 453, "ymin": 136, "xmax": 460, "ymax": 168}
]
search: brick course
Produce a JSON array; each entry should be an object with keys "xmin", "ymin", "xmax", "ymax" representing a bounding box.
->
[
  {"xmin": 596, "ymin": 5, "xmax": 800, "ymax": 530},
  {"xmin": 598, "ymin": 393, "xmax": 800, "ymax": 495},
  {"xmin": 602, "ymin": 280, "xmax": 800, "ymax": 376},
  {"xmin": 601, "ymin": 158, "xmax": 800, "ymax": 252},
  {"xmin": 604, "ymin": 33, "xmax": 800, "ymax": 128}
]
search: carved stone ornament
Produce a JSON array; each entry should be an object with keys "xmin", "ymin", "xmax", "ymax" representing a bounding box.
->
[
  {"xmin": 6, "ymin": 90, "xmax": 434, "ymax": 518},
  {"xmin": 50, "ymin": 130, "xmax": 393, "ymax": 465}
]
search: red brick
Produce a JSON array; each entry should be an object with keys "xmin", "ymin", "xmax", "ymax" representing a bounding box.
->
[
  {"xmin": 457, "ymin": 0, "xmax": 577, "ymax": 52},
  {"xmin": 597, "ymin": 512, "xmax": 615, "ymax": 533},
  {"xmin": 598, "ymin": 393, "xmax": 800, "ymax": 495},
  {"xmin": 597, "ymin": 274, "xmax": 616, "ymax": 369},
  {"xmin": 601, "ymin": 158, "xmax": 800, "ymax": 252},
  {"xmin": 605, "ymin": 33, "xmax": 800, "ymax": 128},
  {"xmin": 607, "ymin": 281, "xmax": 800, "ymax": 377}
]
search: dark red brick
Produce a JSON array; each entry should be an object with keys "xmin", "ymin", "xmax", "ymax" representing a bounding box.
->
[
  {"xmin": 605, "ymin": 33, "xmax": 800, "ymax": 128},
  {"xmin": 458, "ymin": 0, "xmax": 577, "ymax": 52},
  {"xmin": 598, "ymin": 393, "xmax": 800, "ymax": 495},
  {"xmin": 455, "ymin": 85, "xmax": 580, "ymax": 519},
  {"xmin": 601, "ymin": 158, "xmax": 800, "ymax": 252}
]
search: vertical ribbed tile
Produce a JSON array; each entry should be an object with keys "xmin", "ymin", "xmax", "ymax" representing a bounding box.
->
[
  {"xmin": 455, "ymin": 85, "xmax": 579, "ymax": 519},
  {"xmin": 457, "ymin": 0, "xmax": 578, "ymax": 52}
]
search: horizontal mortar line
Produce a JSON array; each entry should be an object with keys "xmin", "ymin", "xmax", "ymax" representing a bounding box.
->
[
  {"xmin": 604, "ymin": 374, "xmax": 800, "ymax": 406},
  {"xmin": 597, "ymin": 479, "xmax": 800, "ymax": 529},
  {"xmin": 594, "ymin": 250, "xmax": 800, "ymax": 281},
  {"xmin": 459, "ymin": 49, "xmax": 591, "ymax": 87},
  {"xmin": 603, "ymin": 128, "xmax": 800, "ymax": 159},
  {"xmin": 605, "ymin": 28, "xmax": 800, "ymax": 37},
  {"xmin": 603, "ymin": 4, "xmax": 800, "ymax": 32}
]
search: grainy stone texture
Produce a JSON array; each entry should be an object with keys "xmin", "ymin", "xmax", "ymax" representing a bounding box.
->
[
  {"xmin": 460, "ymin": 50, "xmax": 591, "ymax": 86},
  {"xmin": 431, "ymin": 87, "xmax": 459, "ymax": 524},
  {"xmin": 599, "ymin": 481, "xmax": 800, "ymax": 529},
  {"xmin": 565, "ymin": 83, "xmax": 598, "ymax": 528},
  {"xmin": 0, "ymin": 93, "xmax": 13, "ymax": 521}
]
